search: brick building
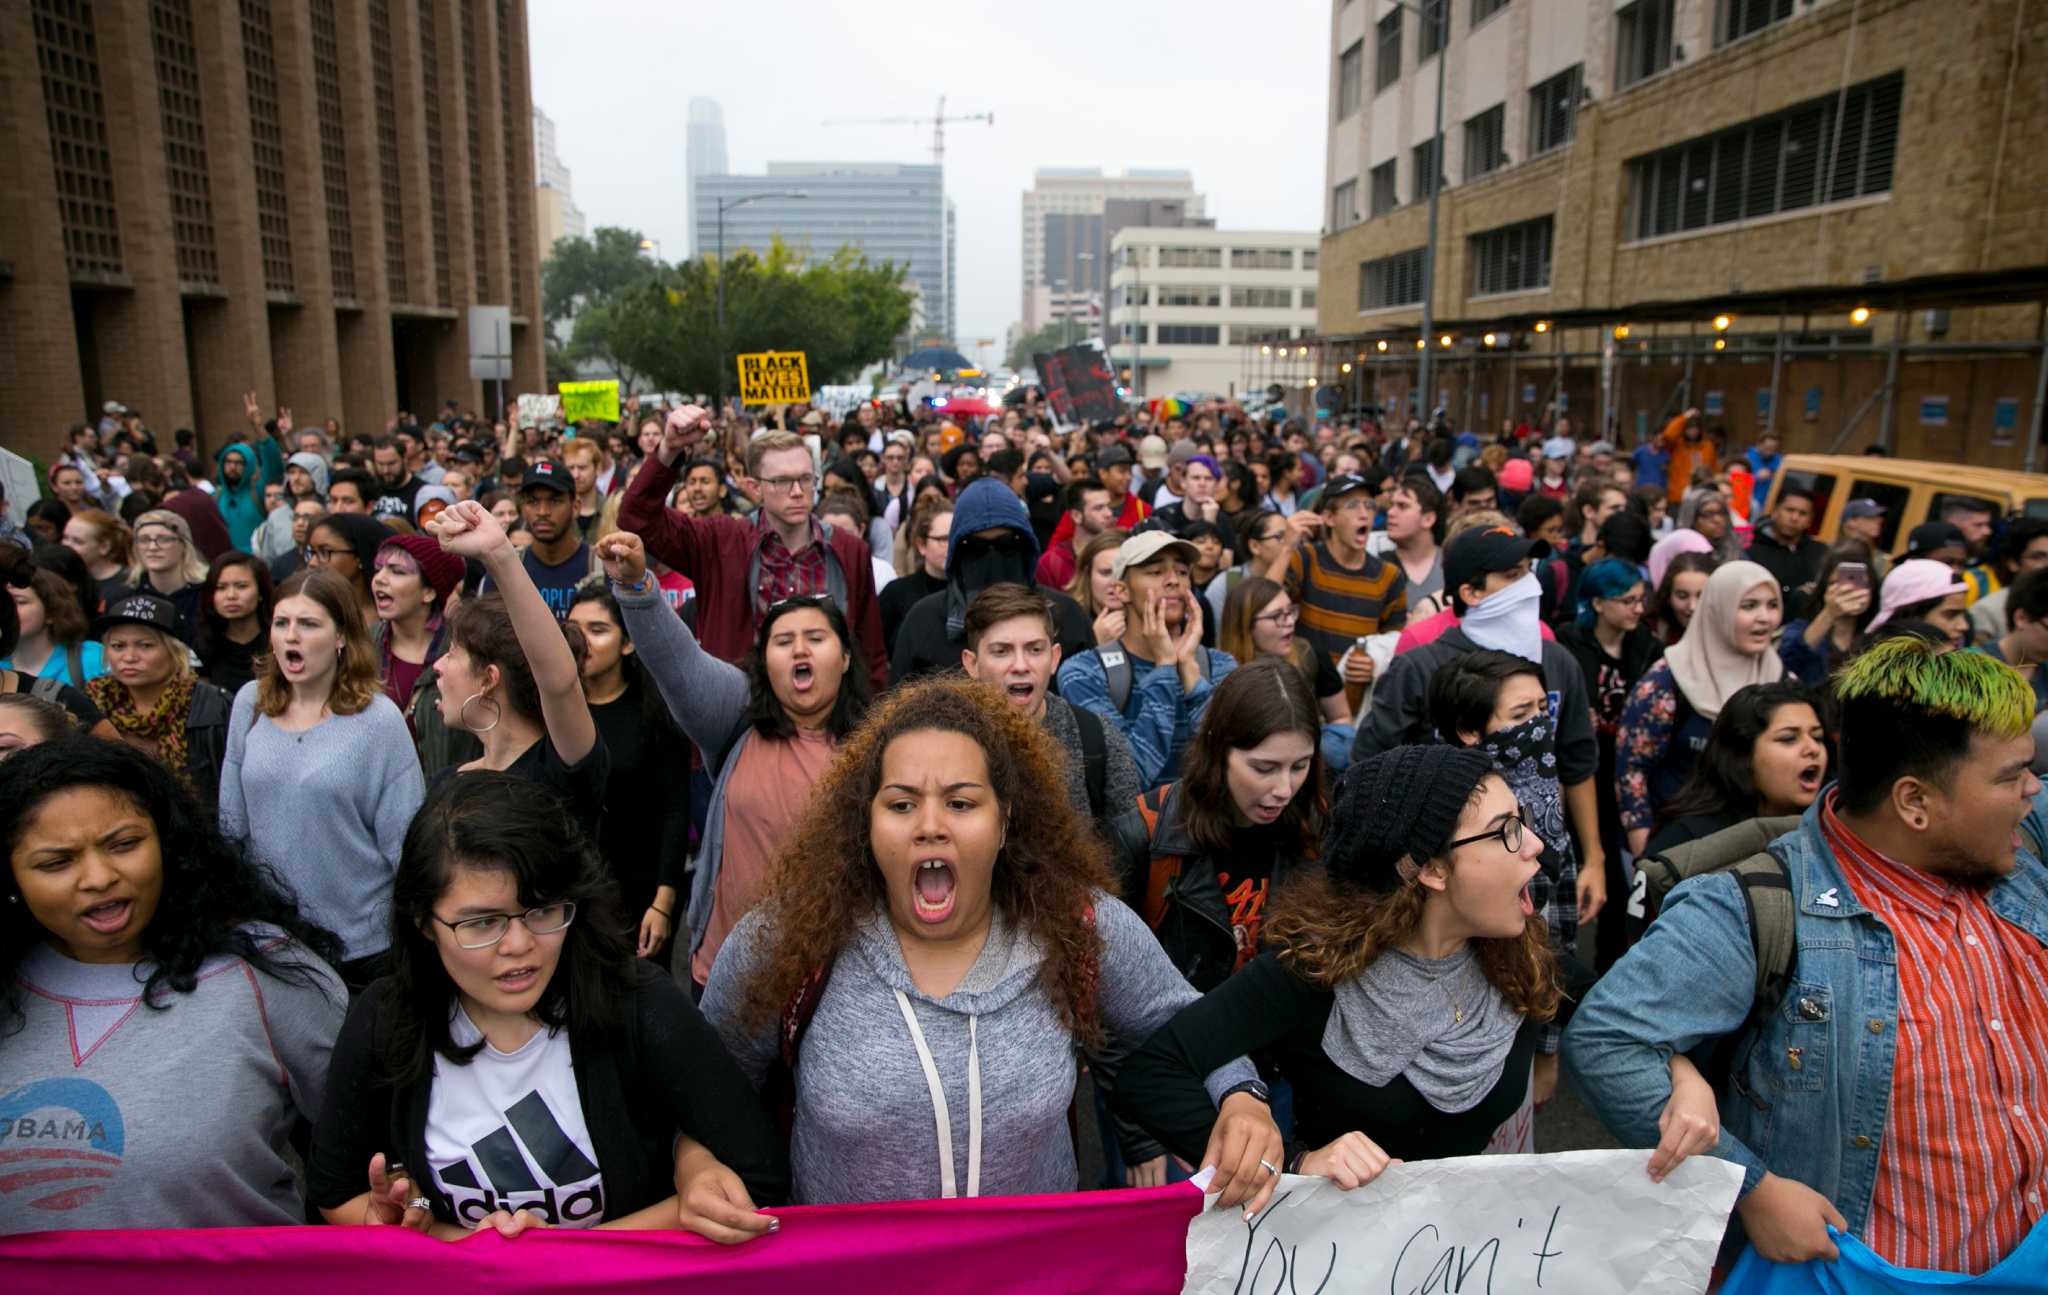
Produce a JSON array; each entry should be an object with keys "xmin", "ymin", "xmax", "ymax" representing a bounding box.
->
[
  {"xmin": 0, "ymin": 0, "xmax": 544, "ymax": 462},
  {"xmin": 1316, "ymin": 0, "xmax": 2048, "ymax": 467}
]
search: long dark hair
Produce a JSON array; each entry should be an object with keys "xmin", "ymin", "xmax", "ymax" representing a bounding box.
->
[
  {"xmin": 1654, "ymin": 681, "xmax": 1825, "ymax": 831},
  {"xmin": 743, "ymin": 595, "xmax": 873, "ymax": 741},
  {"xmin": 196, "ymin": 549, "xmax": 276, "ymax": 663},
  {"xmin": 1177, "ymin": 658, "xmax": 1327, "ymax": 859},
  {"xmin": 0, "ymin": 738, "xmax": 343, "ymax": 1035},
  {"xmin": 29, "ymin": 542, "xmax": 100, "ymax": 636},
  {"xmin": 1647, "ymin": 551, "xmax": 1717, "ymax": 642},
  {"xmin": 1801, "ymin": 540, "xmax": 1879, "ymax": 628},
  {"xmin": 568, "ymin": 581, "xmax": 665, "ymax": 728},
  {"xmin": 378, "ymin": 773, "xmax": 634, "ymax": 1085}
]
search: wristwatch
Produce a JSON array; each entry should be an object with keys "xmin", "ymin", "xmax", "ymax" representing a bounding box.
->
[{"xmin": 1219, "ymin": 1079, "xmax": 1271, "ymax": 1106}]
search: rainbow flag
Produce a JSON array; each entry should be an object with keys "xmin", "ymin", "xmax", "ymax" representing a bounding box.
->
[{"xmin": 1150, "ymin": 398, "xmax": 1189, "ymax": 420}]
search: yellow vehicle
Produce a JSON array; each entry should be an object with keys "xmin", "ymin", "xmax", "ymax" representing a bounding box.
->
[{"xmin": 1759, "ymin": 455, "xmax": 2048, "ymax": 556}]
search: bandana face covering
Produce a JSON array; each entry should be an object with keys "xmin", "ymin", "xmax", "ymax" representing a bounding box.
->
[
  {"xmin": 1479, "ymin": 715, "xmax": 1569, "ymax": 885},
  {"xmin": 1461, "ymin": 571, "xmax": 1543, "ymax": 664}
]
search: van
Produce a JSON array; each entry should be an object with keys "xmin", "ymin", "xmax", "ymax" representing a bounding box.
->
[{"xmin": 1758, "ymin": 454, "xmax": 2048, "ymax": 557}]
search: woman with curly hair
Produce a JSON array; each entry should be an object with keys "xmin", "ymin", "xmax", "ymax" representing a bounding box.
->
[
  {"xmin": 308, "ymin": 774, "xmax": 784, "ymax": 1240},
  {"xmin": 1117, "ymin": 743, "xmax": 1720, "ymax": 1188},
  {"xmin": 0, "ymin": 737, "xmax": 346, "ymax": 1230},
  {"xmin": 669, "ymin": 676, "xmax": 1278, "ymax": 1241}
]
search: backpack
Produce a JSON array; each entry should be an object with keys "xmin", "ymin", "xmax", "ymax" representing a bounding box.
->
[
  {"xmin": 1131, "ymin": 785, "xmax": 1186, "ymax": 929},
  {"xmin": 28, "ymin": 672, "xmax": 67, "ymax": 704},
  {"xmin": 1097, "ymin": 643, "xmax": 1211, "ymax": 712},
  {"xmin": 1073, "ymin": 703, "xmax": 1108, "ymax": 820}
]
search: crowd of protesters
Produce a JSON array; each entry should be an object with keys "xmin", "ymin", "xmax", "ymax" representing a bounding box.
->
[{"xmin": 1, "ymin": 388, "xmax": 2043, "ymax": 1282}]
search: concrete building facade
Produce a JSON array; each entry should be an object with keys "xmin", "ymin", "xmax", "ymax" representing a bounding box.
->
[
  {"xmin": 1021, "ymin": 169, "xmax": 1206, "ymax": 333},
  {"xmin": 1107, "ymin": 227, "xmax": 1321, "ymax": 402},
  {"xmin": 693, "ymin": 162, "xmax": 949, "ymax": 340},
  {"xmin": 1316, "ymin": 0, "xmax": 2048, "ymax": 465},
  {"xmin": 0, "ymin": 0, "xmax": 544, "ymax": 460},
  {"xmin": 532, "ymin": 105, "xmax": 584, "ymax": 255},
  {"xmin": 685, "ymin": 98, "xmax": 726, "ymax": 257}
]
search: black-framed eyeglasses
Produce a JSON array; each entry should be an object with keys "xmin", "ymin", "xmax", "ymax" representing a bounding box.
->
[
  {"xmin": 431, "ymin": 902, "xmax": 577, "ymax": 950},
  {"xmin": 767, "ymin": 592, "xmax": 834, "ymax": 614},
  {"xmin": 1445, "ymin": 812, "xmax": 1524, "ymax": 855}
]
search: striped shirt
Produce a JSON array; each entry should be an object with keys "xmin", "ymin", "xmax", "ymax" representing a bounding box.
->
[
  {"xmin": 1821, "ymin": 796, "xmax": 2048, "ymax": 1275},
  {"xmin": 1286, "ymin": 542, "xmax": 1408, "ymax": 668}
]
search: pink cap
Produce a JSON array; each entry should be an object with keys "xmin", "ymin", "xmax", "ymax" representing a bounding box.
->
[
  {"xmin": 1496, "ymin": 457, "xmax": 1533, "ymax": 493},
  {"xmin": 1867, "ymin": 558, "xmax": 1968, "ymax": 631}
]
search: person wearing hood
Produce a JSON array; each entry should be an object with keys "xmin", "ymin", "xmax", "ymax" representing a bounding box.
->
[
  {"xmin": 251, "ymin": 450, "xmax": 329, "ymax": 561},
  {"xmin": 1616, "ymin": 559, "xmax": 1788, "ymax": 855},
  {"xmin": 212, "ymin": 443, "xmax": 269, "ymax": 552},
  {"xmin": 619, "ymin": 412, "xmax": 887, "ymax": 690},
  {"xmin": 890, "ymin": 478, "xmax": 1092, "ymax": 683}
]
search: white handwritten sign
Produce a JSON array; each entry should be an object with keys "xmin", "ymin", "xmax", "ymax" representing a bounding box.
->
[{"xmin": 1182, "ymin": 1150, "xmax": 1743, "ymax": 1295}]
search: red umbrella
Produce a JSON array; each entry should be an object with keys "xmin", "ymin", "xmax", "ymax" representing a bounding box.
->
[{"xmin": 935, "ymin": 395, "xmax": 1002, "ymax": 417}]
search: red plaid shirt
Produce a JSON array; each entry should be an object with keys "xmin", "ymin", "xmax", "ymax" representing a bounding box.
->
[
  {"xmin": 754, "ymin": 517, "xmax": 830, "ymax": 617},
  {"xmin": 1821, "ymin": 795, "xmax": 2048, "ymax": 1275}
]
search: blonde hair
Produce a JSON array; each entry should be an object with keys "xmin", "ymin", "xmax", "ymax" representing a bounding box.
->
[
  {"xmin": 103, "ymin": 623, "xmax": 194, "ymax": 681},
  {"xmin": 127, "ymin": 509, "xmax": 210, "ymax": 587}
]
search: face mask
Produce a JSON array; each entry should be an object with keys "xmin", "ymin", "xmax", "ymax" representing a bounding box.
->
[{"xmin": 1461, "ymin": 571, "xmax": 1543, "ymax": 664}]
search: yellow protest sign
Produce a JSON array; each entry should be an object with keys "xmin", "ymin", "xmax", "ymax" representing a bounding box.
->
[
  {"xmin": 558, "ymin": 379, "xmax": 620, "ymax": 424},
  {"xmin": 736, "ymin": 351, "xmax": 811, "ymax": 405}
]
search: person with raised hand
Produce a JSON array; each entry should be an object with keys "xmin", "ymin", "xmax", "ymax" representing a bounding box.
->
[
  {"xmin": 594, "ymin": 529, "xmax": 870, "ymax": 989},
  {"xmin": 426, "ymin": 499, "xmax": 607, "ymax": 836}
]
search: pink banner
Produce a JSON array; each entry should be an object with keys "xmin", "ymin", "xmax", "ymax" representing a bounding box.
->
[{"xmin": 1, "ymin": 1183, "xmax": 1201, "ymax": 1295}]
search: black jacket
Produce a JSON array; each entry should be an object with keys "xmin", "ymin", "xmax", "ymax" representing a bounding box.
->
[
  {"xmin": 1746, "ymin": 525, "xmax": 1828, "ymax": 610},
  {"xmin": 890, "ymin": 583, "xmax": 1092, "ymax": 683},
  {"xmin": 308, "ymin": 960, "xmax": 788, "ymax": 1225},
  {"xmin": 184, "ymin": 680, "xmax": 232, "ymax": 823}
]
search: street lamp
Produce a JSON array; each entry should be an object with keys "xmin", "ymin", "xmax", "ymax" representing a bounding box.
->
[
  {"xmin": 638, "ymin": 237, "xmax": 662, "ymax": 260},
  {"xmin": 715, "ymin": 190, "xmax": 808, "ymax": 406},
  {"xmin": 1381, "ymin": 0, "xmax": 1448, "ymax": 424}
]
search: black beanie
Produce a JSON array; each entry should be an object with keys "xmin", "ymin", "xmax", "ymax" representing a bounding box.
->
[{"xmin": 1327, "ymin": 745, "xmax": 1498, "ymax": 893}]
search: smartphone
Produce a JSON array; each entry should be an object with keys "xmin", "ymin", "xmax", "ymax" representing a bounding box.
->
[{"xmin": 1836, "ymin": 562, "xmax": 1870, "ymax": 591}]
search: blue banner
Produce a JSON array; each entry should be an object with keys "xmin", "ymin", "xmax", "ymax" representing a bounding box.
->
[{"xmin": 1721, "ymin": 1218, "xmax": 2048, "ymax": 1293}]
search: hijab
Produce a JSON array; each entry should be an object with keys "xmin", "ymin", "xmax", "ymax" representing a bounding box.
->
[
  {"xmin": 1676, "ymin": 491, "xmax": 1741, "ymax": 564},
  {"xmin": 1663, "ymin": 560, "xmax": 1785, "ymax": 720}
]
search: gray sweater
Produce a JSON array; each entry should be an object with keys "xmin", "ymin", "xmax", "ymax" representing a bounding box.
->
[
  {"xmin": 1041, "ymin": 692, "xmax": 1143, "ymax": 820},
  {"xmin": 702, "ymin": 894, "xmax": 1256, "ymax": 1204},
  {"xmin": 219, "ymin": 685, "xmax": 426, "ymax": 960}
]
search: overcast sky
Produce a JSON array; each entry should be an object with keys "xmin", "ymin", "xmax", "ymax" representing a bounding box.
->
[{"xmin": 528, "ymin": 0, "xmax": 1328, "ymax": 369}]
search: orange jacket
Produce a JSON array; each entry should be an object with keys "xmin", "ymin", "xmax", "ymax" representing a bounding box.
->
[{"xmin": 1660, "ymin": 414, "xmax": 1720, "ymax": 505}]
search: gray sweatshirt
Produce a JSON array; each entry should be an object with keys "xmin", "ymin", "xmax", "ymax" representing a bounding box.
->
[
  {"xmin": 0, "ymin": 930, "xmax": 345, "ymax": 1231},
  {"xmin": 702, "ymin": 894, "xmax": 1256, "ymax": 1204},
  {"xmin": 1041, "ymin": 692, "xmax": 1142, "ymax": 821},
  {"xmin": 219, "ymin": 685, "xmax": 426, "ymax": 960}
]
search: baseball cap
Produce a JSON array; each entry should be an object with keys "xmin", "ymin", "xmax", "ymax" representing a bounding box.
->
[
  {"xmin": 1319, "ymin": 473, "xmax": 1372, "ymax": 506},
  {"xmin": 1867, "ymin": 558, "xmax": 1970, "ymax": 631},
  {"xmin": 518, "ymin": 458, "xmax": 573, "ymax": 495},
  {"xmin": 94, "ymin": 592, "xmax": 181, "ymax": 639},
  {"xmin": 1165, "ymin": 439, "xmax": 1199, "ymax": 468},
  {"xmin": 1904, "ymin": 521, "xmax": 1967, "ymax": 557},
  {"xmin": 1842, "ymin": 498, "xmax": 1886, "ymax": 520},
  {"xmin": 1138, "ymin": 434, "xmax": 1169, "ymax": 469},
  {"xmin": 1112, "ymin": 531, "xmax": 1200, "ymax": 582},
  {"xmin": 800, "ymin": 411, "xmax": 825, "ymax": 428},
  {"xmin": 886, "ymin": 429, "xmax": 916, "ymax": 450},
  {"xmin": 1098, "ymin": 443, "xmax": 1135, "ymax": 469},
  {"xmin": 1443, "ymin": 525, "xmax": 1539, "ymax": 602},
  {"xmin": 1541, "ymin": 436, "xmax": 1575, "ymax": 460}
]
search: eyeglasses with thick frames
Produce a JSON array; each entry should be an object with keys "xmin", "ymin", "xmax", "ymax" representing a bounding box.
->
[
  {"xmin": 431, "ymin": 902, "xmax": 577, "ymax": 950},
  {"xmin": 756, "ymin": 473, "xmax": 816, "ymax": 496},
  {"xmin": 1446, "ymin": 811, "xmax": 1524, "ymax": 855},
  {"xmin": 306, "ymin": 545, "xmax": 355, "ymax": 564},
  {"xmin": 134, "ymin": 533, "xmax": 182, "ymax": 550},
  {"xmin": 1253, "ymin": 606, "xmax": 1300, "ymax": 626}
]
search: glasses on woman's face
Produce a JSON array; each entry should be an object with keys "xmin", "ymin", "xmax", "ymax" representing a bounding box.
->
[
  {"xmin": 135, "ymin": 532, "xmax": 180, "ymax": 551},
  {"xmin": 306, "ymin": 545, "xmax": 355, "ymax": 566},
  {"xmin": 1254, "ymin": 606, "xmax": 1299, "ymax": 627},
  {"xmin": 431, "ymin": 902, "xmax": 577, "ymax": 950},
  {"xmin": 1446, "ymin": 811, "xmax": 1524, "ymax": 855},
  {"xmin": 1603, "ymin": 593, "xmax": 1647, "ymax": 609}
]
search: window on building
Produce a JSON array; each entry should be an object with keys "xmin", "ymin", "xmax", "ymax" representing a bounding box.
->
[
  {"xmin": 1464, "ymin": 105, "xmax": 1507, "ymax": 180},
  {"xmin": 1233, "ymin": 286, "xmax": 1294, "ymax": 309},
  {"xmin": 1157, "ymin": 246, "xmax": 1223, "ymax": 268},
  {"xmin": 1375, "ymin": 10, "xmax": 1402, "ymax": 91},
  {"xmin": 1420, "ymin": 0, "xmax": 1450, "ymax": 58},
  {"xmin": 1233, "ymin": 247, "xmax": 1295, "ymax": 270},
  {"xmin": 1303, "ymin": 249, "xmax": 1317, "ymax": 269},
  {"xmin": 1412, "ymin": 138, "xmax": 1442, "ymax": 203},
  {"xmin": 1472, "ymin": 0, "xmax": 1509, "ymax": 23},
  {"xmin": 1471, "ymin": 216, "xmax": 1553, "ymax": 295},
  {"xmin": 1615, "ymin": 0, "xmax": 1675, "ymax": 90},
  {"xmin": 1158, "ymin": 285, "xmax": 1222, "ymax": 307},
  {"xmin": 1337, "ymin": 40, "xmax": 1364, "ymax": 119},
  {"xmin": 1717, "ymin": 0, "xmax": 1795, "ymax": 46},
  {"xmin": 1155, "ymin": 324, "xmax": 1221, "ymax": 346},
  {"xmin": 1111, "ymin": 323, "xmax": 1148, "ymax": 344},
  {"xmin": 1528, "ymin": 65, "xmax": 1582, "ymax": 156},
  {"xmin": 1300, "ymin": 287, "xmax": 1318, "ymax": 308},
  {"xmin": 1359, "ymin": 248, "xmax": 1427, "ymax": 309},
  {"xmin": 1331, "ymin": 180, "xmax": 1359, "ymax": 230},
  {"xmin": 1370, "ymin": 160, "xmax": 1400, "ymax": 216},
  {"xmin": 1626, "ymin": 72, "xmax": 1903, "ymax": 241},
  {"xmin": 1235, "ymin": 326, "xmax": 1298, "ymax": 345}
]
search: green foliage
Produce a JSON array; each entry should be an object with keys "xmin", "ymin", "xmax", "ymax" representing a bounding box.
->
[
  {"xmin": 1006, "ymin": 321, "xmax": 1075, "ymax": 371},
  {"xmin": 539, "ymin": 229, "xmax": 915, "ymax": 399}
]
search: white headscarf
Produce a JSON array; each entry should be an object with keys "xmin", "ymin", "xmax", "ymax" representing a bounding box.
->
[{"xmin": 1663, "ymin": 560, "xmax": 1785, "ymax": 720}]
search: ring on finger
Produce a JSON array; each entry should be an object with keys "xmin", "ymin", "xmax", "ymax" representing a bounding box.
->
[
  {"xmin": 1258, "ymin": 1159, "xmax": 1279, "ymax": 1176},
  {"xmin": 408, "ymin": 1196, "xmax": 431, "ymax": 1210}
]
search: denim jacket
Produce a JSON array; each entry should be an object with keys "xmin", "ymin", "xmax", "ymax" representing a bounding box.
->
[{"xmin": 1563, "ymin": 798, "xmax": 2048, "ymax": 1239}]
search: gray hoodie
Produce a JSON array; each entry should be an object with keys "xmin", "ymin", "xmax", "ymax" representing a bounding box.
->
[{"xmin": 702, "ymin": 897, "xmax": 1256, "ymax": 1204}]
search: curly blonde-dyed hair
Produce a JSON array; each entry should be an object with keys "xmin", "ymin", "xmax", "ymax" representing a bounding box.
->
[{"xmin": 739, "ymin": 676, "xmax": 1114, "ymax": 1048}]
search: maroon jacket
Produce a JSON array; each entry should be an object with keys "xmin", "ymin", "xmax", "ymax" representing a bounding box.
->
[{"xmin": 618, "ymin": 453, "xmax": 889, "ymax": 689}]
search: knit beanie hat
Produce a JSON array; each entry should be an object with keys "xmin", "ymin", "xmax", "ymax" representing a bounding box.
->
[
  {"xmin": 1327, "ymin": 745, "xmax": 1498, "ymax": 893},
  {"xmin": 378, "ymin": 532, "xmax": 464, "ymax": 607}
]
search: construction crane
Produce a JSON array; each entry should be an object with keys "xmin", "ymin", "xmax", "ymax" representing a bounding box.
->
[{"xmin": 821, "ymin": 95, "xmax": 993, "ymax": 167}]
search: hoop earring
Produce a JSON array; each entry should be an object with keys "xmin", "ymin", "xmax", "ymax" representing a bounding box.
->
[{"xmin": 458, "ymin": 690, "xmax": 501, "ymax": 734}]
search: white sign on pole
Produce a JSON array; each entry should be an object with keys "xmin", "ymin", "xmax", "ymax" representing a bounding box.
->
[
  {"xmin": 0, "ymin": 448, "xmax": 43, "ymax": 518},
  {"xmin": 1181, "ymin": 1150, "xmax": 1743, "ymax": 1295},
  {"xmin": 468, "ymin": 305, "xmax": 512, "ymax": 381},
  {"xmin": 515, "ymin": 393, "xmax": 561, "ymax": 430}
]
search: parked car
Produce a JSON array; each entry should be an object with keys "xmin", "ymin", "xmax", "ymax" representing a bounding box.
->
[{"xmin": 1761, "ymin": 454, "xmax": 2048, "ymax": 554}]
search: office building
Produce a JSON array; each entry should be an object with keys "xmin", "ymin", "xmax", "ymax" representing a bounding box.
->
[
  {"xmin": 1021, "ymin": 169, "xmax": 1206, "ymax": 332},
  {"xmin": 0, "ymin": 0, "xmax": 543, "ymax": 460},
  {"xmin": 533, "ymin": 106, "xmax": 585, "ymax": 255},
  {"xmin": 685, "ymin": 98, "xmax": 727, "ymax": 255},
  {"xmin": 694, "ymin": 162, "xmax": 949, "ymax": 340},
  {"xmin": 1316, "ymin": 0, "xmax": 2047, "ymax": 465},
  {"xmin": 1107, "ymin": 227, "xmax": 1321, "ymax": 401}
]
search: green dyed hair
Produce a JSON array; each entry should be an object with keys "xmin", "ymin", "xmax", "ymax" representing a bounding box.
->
[{"xmin": 1834, "ymin": 636, "xmax": 2033, "ymax": 813}]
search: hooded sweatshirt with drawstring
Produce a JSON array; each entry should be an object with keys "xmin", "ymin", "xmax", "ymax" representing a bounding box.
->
[
  {"xmin": 213, "ymin": 442, "xmax": 268, "ymax": 551},
  {"xmin": 889, "ymin": 478, "xmax": 1093, "ymax": 682},
  {"xmin": 253, "ymin": 451, "xmax": 332, "ymax": 560},
  {"xmin": 701, "ymin": 897, "xmax": 1257, "ymax": 1204}
]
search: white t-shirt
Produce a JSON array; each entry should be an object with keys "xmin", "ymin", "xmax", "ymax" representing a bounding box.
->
[{"xmin": 425, "ymin": 1007, "xmax": 606, "ymax": 1228}]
